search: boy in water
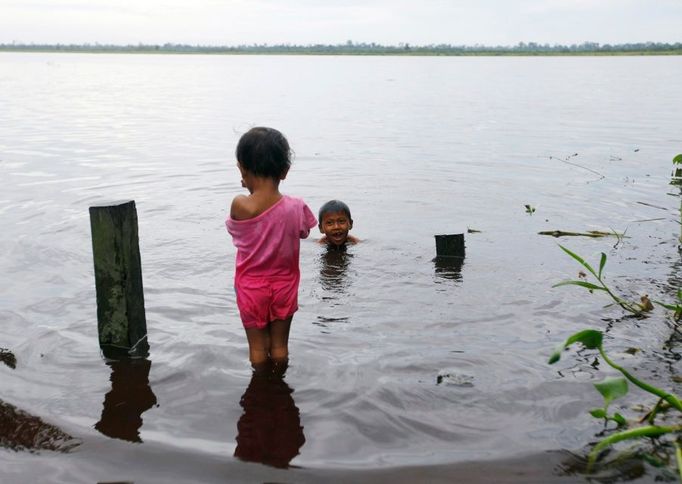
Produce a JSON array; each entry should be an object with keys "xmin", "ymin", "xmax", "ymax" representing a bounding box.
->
[{"xmin": 318, "ymin": 200, "xmax": 359, "ymax": 248}]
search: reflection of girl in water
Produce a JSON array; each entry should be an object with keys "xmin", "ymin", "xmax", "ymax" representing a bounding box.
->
[{"xmin": 234, "ymin": 365, "xmax": 305, "ymax": 468}]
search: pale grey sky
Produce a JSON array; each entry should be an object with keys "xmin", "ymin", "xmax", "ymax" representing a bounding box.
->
[{"xmin": 1, "ymin": 0, "xmax": 680, "ymax": 46}]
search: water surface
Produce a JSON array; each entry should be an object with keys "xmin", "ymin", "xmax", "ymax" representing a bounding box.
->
[{"xmin": 1, "ymin": 53, "xmax": 682, "ymax": 483}]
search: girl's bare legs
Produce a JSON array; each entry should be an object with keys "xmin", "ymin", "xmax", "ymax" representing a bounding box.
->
[
  {"xmin": 244, "ymin": 327, "xmax": 270, "ymax": 369},
  {"xmin": 244, "ymin": 316, "xmax": 292, "ymax": 373},
  {"xmin": 269, "ymin": 317, "xmax": 292, "ymax": 374}
]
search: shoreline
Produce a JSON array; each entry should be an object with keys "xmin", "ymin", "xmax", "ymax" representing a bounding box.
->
[{"xmin": 1, "ymin": 47, "xmax": 681, "ymax": 57}]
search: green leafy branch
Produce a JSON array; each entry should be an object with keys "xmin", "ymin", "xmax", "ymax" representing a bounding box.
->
[
  {"xmin": 672, "ymin": 154, "xmax": 682, "ymax": 184},
  {"xmin": 589, "ymin": 377, "xmax": 627, "ymax": 427},
  {"xmin": 549, "ymin": 329, "xmax": 682, "ymax": 470},
  {"xmin": 552, "ymin": 245, "xmax": 652, "ymax": 315}
]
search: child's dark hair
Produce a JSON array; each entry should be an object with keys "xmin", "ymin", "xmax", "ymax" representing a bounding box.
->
[
  {"xmin": 318, "ymin": 200, "xmax": 352, "ymax": 224},
  {"xmin": 236, "ymin": 127, "xmax": 291, "ymax": 179}
]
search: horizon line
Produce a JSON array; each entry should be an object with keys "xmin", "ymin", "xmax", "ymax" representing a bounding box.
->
[{"xmin": 2, "ymin": 40, "xmax": 682, "ymax": 49}]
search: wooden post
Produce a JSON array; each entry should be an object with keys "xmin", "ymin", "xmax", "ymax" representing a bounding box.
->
[
  {"xmin": 435, "ymin": 233, "xmax": 465, "ymax": 258},
  {"xmin": 89, "ymin": 201, "xmax": 149, "ymax": 359}
]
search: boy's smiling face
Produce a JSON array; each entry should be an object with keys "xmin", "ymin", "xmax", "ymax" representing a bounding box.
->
[{"xmin": 320, "ymin": 210, "xmax": 353, "ymax": 246}]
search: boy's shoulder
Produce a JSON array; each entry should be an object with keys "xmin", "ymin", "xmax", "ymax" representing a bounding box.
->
[{"xmin": 317, "ymin": 235, "xmax": 360, "ymax": 245}]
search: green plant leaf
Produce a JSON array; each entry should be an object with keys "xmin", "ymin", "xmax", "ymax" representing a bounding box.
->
[
  {"xmin": 653, "ymin": 300, "xmax": 677, "ymax": 311},
  {"xmin": 590, "ymin": 408, "xmax": 606, "ymax": 418},
  {"xmin": 566, "ymin": 329, "xmax": 603, "ymax": 349},
  {"xmin": 598, "ymin": 351, "xmax": 682, "ymax": 412},
  {"xmin": 594, "ymin": 377, "xmax": 628, "ymax": 407},
  {"xmin": 675, "ymin": 441, "xmax": 682, "ymax": 482},
  {"xmin": 588, "ymin": 425, "xmax": 677, "ymax": 469},
  {"xmin": 598, "ymin": 252, "xmax": 607, "ymax": 279},
  {"xmin": 553, "ymin": 280, "xmax": 606, "ymax": 291},
  {"xmin": 612, "ymin": 413, "xmax": 627, "ymax": 427},
  {"xmin": 548, "ymin": 329, "xmax": 603, "ymax": 364},
  {"xmin": 558, "ymin": 244, "xmax": 599, "ymax": 278},
  {"xmin": 673, "ymin": 154, "xmax": 682, "ymax": 164}
]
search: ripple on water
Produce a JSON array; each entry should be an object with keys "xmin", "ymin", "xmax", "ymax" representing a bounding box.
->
[{"xmin": 2, "ymin": 54, "xmax": 682, "ymax": 478}]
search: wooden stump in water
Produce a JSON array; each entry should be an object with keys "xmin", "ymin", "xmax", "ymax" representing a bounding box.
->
[
  {"xmin": 89, "ymin": 201, "xmax": 149, "ymax": 359},
  {"xmin": 434, "ymin": 233, "xmax": 465, "ymax": 258}
]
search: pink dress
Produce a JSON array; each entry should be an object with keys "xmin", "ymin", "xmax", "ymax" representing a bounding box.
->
[{"xmin": 226, "ymin": 195, "xmax": 317, "ymax": 329}]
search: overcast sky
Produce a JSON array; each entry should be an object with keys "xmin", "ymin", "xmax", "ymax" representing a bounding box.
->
[{"xmin": 1, "ymin": 0, "xmax": 680, "ymax": 46}]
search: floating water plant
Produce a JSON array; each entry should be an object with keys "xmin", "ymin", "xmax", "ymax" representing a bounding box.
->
[
  {"xmin": 673, "ymin": 154, "xmax": 682, "ymax": 249},
  {"xmin": 552, "ymin": 245, "xmax": 651, "ymax": 316},
  {"xmin": 0, "ymin": 348, "xmax": 16, "ymax": 369},
  {"xmin": 672, "ymin": 154, "xmax": 682, "ymax": 183},
  {"xmin": 538, "ymin": 229, "xmax": 625, "ymax": 239},
  {"xmin": 524, "ymin": 204, "xmax": 536, "ymax": 215},
  {"xmin": 655, "ymin": 289, "xmax": 682, "ymax": 322},
  {"xmin": 549, "ymin": 329, "xmax": 682, "ymax": 473}
]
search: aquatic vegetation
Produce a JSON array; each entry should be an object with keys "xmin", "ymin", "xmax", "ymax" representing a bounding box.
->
[
  {"xmin": 552, "ymin": 245, "xmax": 651, "ymax": 316},
  {"xmin": 436, "ymin": 371, "xmax": 474, "ymax": 387},
  {"xmin": 538, "ymin": 229, "xmax": 625, "ymax": 239},
  {"xmin": 0, "ymin": 399, "xmax": 79, "ymax": 452},
  {"xmin": 524, "ymin": 204, "xmax": 536, "ymax": 215},
  {"xmin": 551, "ymin": 240, "xmax": 682, "ymax": 478},
  {"xmin": 672, "ymin": 154, "xmax": 682, "ymax": 183},
  {"xmin": 549, "ymin": 152, "xmax": 605, "ymax": 181},
  {"xmin": 654, "ymin": 289, "xmax": 682, "ymax": 322},
  {"xmin": 549, "ymin": 329, "xmax": 682, "ymax": 473},
  {"xmin": 0, "ymin": 348, "xmax": 16, "ymax": 369}
]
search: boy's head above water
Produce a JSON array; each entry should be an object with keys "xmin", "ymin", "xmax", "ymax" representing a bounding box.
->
[{"xmin": 318, "ymin": 200, "xmax": 357, "ymax": 247}]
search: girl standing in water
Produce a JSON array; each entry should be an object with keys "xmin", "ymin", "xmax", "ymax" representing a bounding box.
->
[{"xmin": 226, "ymin": 127, "xmax": 317, "ymax": 372}]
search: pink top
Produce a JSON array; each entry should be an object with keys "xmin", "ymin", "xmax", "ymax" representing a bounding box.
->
[{"xmin": 226, "ymin": 195, "xmax": 317, "ymax": 284}]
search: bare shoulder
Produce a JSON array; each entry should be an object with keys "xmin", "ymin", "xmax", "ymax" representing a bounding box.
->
[
  {"xmin": 230, "ymin": 195, "xmax": 254, "ymax": 220},
  {"xmin": 347, "ymin": 235, "xmax": 361, "ymax": 244},
  {"xmin": 317, "ymin": 236, "xmax": 328, "ymax": 245}
]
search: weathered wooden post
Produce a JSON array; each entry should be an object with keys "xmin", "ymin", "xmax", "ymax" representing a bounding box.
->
[
  {"xmin": 89, "ymin": 201, "xmax": 149, "ymax": 359},
  {"xmin": 433, "ymin": 233, "xmax": 465, "ymax": 280},
  {"xmin": 434, "ymin": 233, "xmax": 465, "ymax": 258}
]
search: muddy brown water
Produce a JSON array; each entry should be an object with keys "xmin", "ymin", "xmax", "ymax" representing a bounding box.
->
[{"xmin": 1, "ymin": 53, "xmax": 682, "ymax": 483}]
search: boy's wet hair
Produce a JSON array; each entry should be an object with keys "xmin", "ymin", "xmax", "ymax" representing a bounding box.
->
[
  {"xmin": 318, "ymin": 200, "xmax": 352, "ymax": 224},
  {"xmin": 236, "ymin": 127, "xmax": 291, "ymax": 179}
]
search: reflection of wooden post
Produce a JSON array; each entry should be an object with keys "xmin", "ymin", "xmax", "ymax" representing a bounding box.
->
[
  {"xmin": 89, "ymin": 201, "xmax": 149, "ymax": 359},
  {"xmin": 435, "ymin": 234, "xmax": 465, "ymax": 258},
  {"xmin": 95, "ymin": 359, "xmax": 157, "ymax": 443}
]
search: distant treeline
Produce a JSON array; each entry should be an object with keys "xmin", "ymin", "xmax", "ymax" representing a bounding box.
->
[{"xmin": 2, "ymin": 41, "xmax": 682, "ymax": 55}]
